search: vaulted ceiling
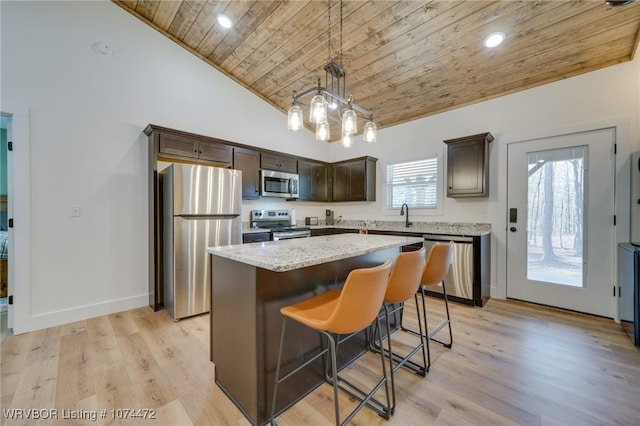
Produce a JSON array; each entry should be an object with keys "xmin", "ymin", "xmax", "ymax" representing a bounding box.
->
[{"xmin": 114, "ymin": 1, "xmax": 640, "ymax": 141}]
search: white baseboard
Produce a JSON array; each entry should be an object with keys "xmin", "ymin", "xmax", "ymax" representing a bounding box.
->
[{"xmin": 12, "ymin": 293, "xmax": 150, "ymax": 335}]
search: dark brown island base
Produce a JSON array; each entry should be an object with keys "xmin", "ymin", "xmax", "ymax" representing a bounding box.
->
[{"xmin": 207, "ymin": 234, "xmax": 423, "ymax": 425}]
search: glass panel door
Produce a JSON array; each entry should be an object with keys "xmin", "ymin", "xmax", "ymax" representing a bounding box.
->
[{"xmin": 526, "ymin": 147, "xmax": 585, "ymax": 287}]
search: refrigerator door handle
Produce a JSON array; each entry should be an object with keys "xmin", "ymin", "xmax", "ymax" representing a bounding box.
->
[{"xmin": 180, "ymin": 214, "xmax": 240, "ymax": 220}]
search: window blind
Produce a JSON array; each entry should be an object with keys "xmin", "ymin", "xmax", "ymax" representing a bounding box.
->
[{"xmin": 386, "ymin": 157, "xmax": 438, "ymax": 209}]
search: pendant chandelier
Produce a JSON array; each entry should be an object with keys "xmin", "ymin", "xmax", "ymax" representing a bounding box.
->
[{"xmin": 287, "ymin": 0, "xmax": 377, "ymax": 147}]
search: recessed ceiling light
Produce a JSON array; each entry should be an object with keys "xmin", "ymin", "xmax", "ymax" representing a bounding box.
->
[
  {"xmin": 484, "ymin": 32, "xmax": 505, "ymax": 48},
  {"xmin": 216, "ymin": 14, "xmax": 233, "ymax": 29},
  {"xmin": 605, "ymin": 0, "xmax": 635, "ymax": 6}
]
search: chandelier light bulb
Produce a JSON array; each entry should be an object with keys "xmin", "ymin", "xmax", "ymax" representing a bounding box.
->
[
  {"xmin": 285, "ymin": 0, "xmax": 378, "ymax": 148},
  {"xmin": 316, "ymin": 120, "xmax": 330, "ymax": 141},
  {"xmin": 363, "ymin": 120, "xmax": 377, "ymax": 143},
  {"xmin": 342, "ymin": 109, "xmax": 357, "ymax": 135},
  {"xmin": 287, "ymin": 104, "xmax": 303, "ymax": 131},
  {"xmin": 342, "ymin": 132, "xmax": 354, "ymax": 148},
  {"xmin": 309, "ymin": 94, "xmax": 328, "ymax": 124}
]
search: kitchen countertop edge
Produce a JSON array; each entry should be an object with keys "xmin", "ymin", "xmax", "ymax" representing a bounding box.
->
[{"xmin": 208, "ymin": 234, "xmax": 423, "ymax": 272}]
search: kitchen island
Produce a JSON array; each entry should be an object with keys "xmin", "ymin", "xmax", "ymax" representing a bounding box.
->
[{"xmin": 207, "ymin": 233, "xmax": 423, "ymax": 425}]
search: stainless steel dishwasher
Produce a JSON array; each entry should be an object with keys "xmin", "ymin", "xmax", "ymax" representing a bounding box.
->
[{"xmin": 422, "ymin": 234, "xmax": 474, "ymax": 302}]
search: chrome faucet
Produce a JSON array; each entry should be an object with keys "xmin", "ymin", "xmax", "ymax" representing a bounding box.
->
[{"xmin": 400, "ymin": 203, "xmax": 411, "ymax": 227}]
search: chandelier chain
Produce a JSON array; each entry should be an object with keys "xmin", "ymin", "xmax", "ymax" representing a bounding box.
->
[
  {"xmin": 286, "ymin": 0, "xmax": 376, "ymax": 145},
  {"xmin": 339, "ymin": 0, "xmax": 343, "ymax": 66},
  {"xmin": 327, "ymin": 0, "xmax": 331, "ymax": 62}
]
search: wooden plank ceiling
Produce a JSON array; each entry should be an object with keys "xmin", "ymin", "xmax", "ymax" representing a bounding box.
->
[{"xmin": 114, "ymin": 0, "xmax": 640, "ymax": 142}]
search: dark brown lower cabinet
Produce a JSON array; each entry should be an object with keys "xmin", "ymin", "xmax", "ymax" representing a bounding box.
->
[{"xmin": 242, "ymin": 232, "xmax": 271, "ymax": 243}]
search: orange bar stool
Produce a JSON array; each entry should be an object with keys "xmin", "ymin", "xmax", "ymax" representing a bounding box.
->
[
  {"xmin": 270, "ymin": 260, "xmax": 393, "ymax": 426},
  {"xmin": 415, "ymin": 241, "xmax": 455, "ymax": 370},
  {"xmin": 370, "ymin": 247, "xmax": 427, "ymax": 412}
]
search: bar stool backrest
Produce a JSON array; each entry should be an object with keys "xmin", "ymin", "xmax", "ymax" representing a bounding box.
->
[
  {"xmin": 325, "ymin": 259, "xmax": 392, "ymax": 335},
  {"xmin": 384, "ymin": 247, "xmax": 426, "ymax": 304},
  {"xmin": 421, "ymin": 242, "xmax": 454, "ymax": 286}
]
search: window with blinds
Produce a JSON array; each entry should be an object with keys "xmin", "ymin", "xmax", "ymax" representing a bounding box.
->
[{"xmin": 386, "ymin": 156, "xmax": 439, "ymax": 209}]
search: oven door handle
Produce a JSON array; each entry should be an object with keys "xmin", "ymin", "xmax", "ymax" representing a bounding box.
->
[{"xmin": 273, "ymin": 231, "xmax": 310, "ymax": 240}]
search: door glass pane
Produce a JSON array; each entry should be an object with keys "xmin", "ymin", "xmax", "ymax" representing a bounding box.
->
[{"xmin": 526, "ymin": 147, "xmax": 586, "ymax": 287}]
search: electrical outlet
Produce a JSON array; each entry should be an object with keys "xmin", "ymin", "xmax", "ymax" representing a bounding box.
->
[{"xmin": 70, "ymin": 204, "xmax": 81, "ymax": 217}]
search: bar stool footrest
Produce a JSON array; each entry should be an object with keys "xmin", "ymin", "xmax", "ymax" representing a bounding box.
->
[{"xmin": 327, "ymin": 375, "xmax": 393, "ymax": 422}]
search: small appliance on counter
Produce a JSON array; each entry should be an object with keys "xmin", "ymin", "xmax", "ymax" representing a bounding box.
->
[
  {"xmin": 305, "ymin": 217, "xmax": 318, "ymax": 225},
  {"xmin": 251, "ymin": 209, "xmax": 311, "ymax": 240},
  {"xmin": 325, "ymin": 209, "xmax": 334, "ymax": 225}
]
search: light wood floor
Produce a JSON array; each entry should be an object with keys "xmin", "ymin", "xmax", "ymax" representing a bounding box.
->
[{"xmin": 1, "ymin": 298, "xmax": 638, "ymax": 425}]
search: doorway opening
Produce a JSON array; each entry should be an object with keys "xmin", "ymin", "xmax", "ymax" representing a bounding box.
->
[{"xmin": 0, "ymin": 114, "xmax": 9, "ymax": 339}]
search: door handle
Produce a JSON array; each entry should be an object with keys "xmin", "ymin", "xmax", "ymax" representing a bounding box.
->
[{"xmin": 510, "ymin": 226, "xmax": 517, "ymax": 232}]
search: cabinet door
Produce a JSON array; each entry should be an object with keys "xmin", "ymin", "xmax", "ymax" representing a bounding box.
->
[
  {"xmin": 445, "ymin": 132, "xmax": 493, "ymax": 197},
  {"xmin": 234, "ymin": 147, "xmax": 260, "ymax": 199},
  {"xmin": 447, "ymin": 140, "xmax": 485, "ymax": 196},
  {"xmin": 332, "ymin": 158, "xmax": 376, "ymax": 202},
  {"xmin": 261, "ymin": 153, "xmax": 297, "ymax": 173},
  {"xmin": 332, "ymin": 163, "xmax": 349, "ymax": 201},
  {"xmin": 243, "ymin": 232, "xmax": 271, "ymax": 243},
  {"xmin": 159, "ymin": 133, "xmax": 198, "ymax": 159},
  {"xmin": 347, "ymin": 161, "xmax": 366, "ymax": 200},
  {"xmin": 298, "ymin": 160, "xmax": 328, "ymax": 201},
  {"xmin": 198, "ymin": 140, "xmax": 232, "ymax": 166}
]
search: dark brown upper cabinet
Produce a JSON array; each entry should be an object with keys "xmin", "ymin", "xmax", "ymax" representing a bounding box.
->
[
  {"xmin": 158, "ymin": 131, "xmax": 232, "ymax": 167},
  {"xmin": 332, "ymin": 156, "xmax": 377, "ymax": 202},
  {"xmin": 234, "ymin": 147, "xmax": 261, "ymax": 199},
  {"xmin": 298, "ymin": 160, "xmax": 329, "ymax": 202},
  {"xmin": 260, "ymin": 152, "xmax": 297, "ymax": 174},
  {"xmin": 444, "ymin": 132, "xmax": 494, "ymax": 198}
]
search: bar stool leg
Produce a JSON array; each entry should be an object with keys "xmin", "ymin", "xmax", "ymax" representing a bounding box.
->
[
  {"xmin": 417, "ymin": 283, "xmax": 454, "ymax": 371},
  {"xmin": 270, "ymin": 317, "xmax": 288, "ymax": 426},
  {"xmin": 427, "ymin": 282, "xmax": 453, "ymax": 348},
  {"xmin": 371, "ymin": 301, "xmax": 428, "ymax": 377},
  {"xmin": 323, "ymin": 322, "xmax": 393, "ymax": 423},
  {"xmin": 419, "ymin": 286, "xmax": 431, "ymax": 371},
  {"xmin": 327, "ymin": 333, "xmax": 340, "ymax": 426}
]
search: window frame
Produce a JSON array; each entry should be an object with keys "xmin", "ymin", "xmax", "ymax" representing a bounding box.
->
[{"xmin": 382, "ymin": 152, "xmax": 444, "ymax": 216}]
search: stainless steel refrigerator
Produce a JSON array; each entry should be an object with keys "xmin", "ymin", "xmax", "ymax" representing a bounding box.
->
[{"xmin": 161, "ymin": 163, "xmax": 242, "ymax": 320}]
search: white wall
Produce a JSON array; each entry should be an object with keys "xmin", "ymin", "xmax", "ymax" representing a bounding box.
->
[
  {"xmin": 327, "ymin": 56, "xmax": 640, "ymax": 300},
  {"xmin": 2, "ymin": 1, "xmax": 638, "ymax": 332},
  {"xmin": 0, "ymin": 1, "xmax": 323, "ymax": 333}
]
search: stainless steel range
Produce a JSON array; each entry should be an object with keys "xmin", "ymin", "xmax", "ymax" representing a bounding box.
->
[{"xmin": 250, "ymin": 209, "xmax": 311, "ymax": 240}]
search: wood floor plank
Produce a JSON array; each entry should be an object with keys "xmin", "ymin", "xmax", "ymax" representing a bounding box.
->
[
  {"xmin": 1, "ymin": 299, "xmax": 638, "ymax": 426},
  {"xmin": 8, "ymin": 327, "xmax": 61, "ymax": 413},
  {"xmin": 85, "ymin": 315, "xmax": 123, "ymax": 370},
  {"xmin": 0, "ymin": 328, "xmax": 33, "ymax": 406},
  {"xmin": 54, "ymin": 330, "xmax": 95, "ymax": 408},
  {"xmin": 154, "ymin": 399, "xmax": 194, "ymax": 426},
  {"xmin": 113, "ymin": 331, "xmax": 177, "ymax": 410},
  {"xmin": 92, "ymin": 362, "xmax": 139, "ymax": 425}
]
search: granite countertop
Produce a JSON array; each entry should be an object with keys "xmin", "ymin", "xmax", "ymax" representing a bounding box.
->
[
  {"xmin": 311, "ymin": 220, "xmax": 491, "ymax": 236},
  {"xmin": 241, "ymin": 220, "xmax": 491, "ymax": 236},
  {"xmin": 208, "ymin": 233, "xmax": 423, "ymax": 272}
]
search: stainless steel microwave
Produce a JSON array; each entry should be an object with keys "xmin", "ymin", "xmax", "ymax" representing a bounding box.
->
[{"xmin": 260, "ymin": 169, "xmax": 299, "ymax": 198}]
